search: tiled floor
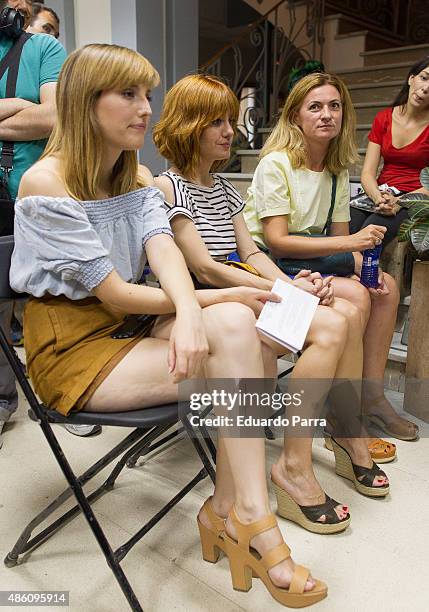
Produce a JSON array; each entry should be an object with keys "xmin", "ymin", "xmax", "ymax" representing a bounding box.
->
[{"xmin": 1, "ymin": 384, "xmax": 428, "ymax": 612}]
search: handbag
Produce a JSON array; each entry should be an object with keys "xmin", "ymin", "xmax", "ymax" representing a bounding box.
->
[
  {"xmin": 0, "ymin": 32, "xmax": 32, "ymax": 237},
  {"xmin": 275, "ymin": 175, "xmax": 356, "ymax": 277}
]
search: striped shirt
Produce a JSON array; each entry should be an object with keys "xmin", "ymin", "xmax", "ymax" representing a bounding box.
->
[{"xmin": 162, "ymin": 171, "xmax": 245, "ymax": 260}]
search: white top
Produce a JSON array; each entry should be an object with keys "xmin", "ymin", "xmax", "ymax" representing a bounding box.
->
[{"xmin": 162, "ymin": 171, "xmax": 244, "ymax": 260}]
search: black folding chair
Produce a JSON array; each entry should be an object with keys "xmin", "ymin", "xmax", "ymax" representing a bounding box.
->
[{"xmin": 0, "ymin": 235, "xmax": 216, "ymax": 612}]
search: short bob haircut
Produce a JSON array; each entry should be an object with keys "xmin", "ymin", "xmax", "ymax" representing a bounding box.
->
[
  {"xmin": 43, "ymin": 44, "xmax": 159, "ymax": 201},
  {"xmin": 262, "ymin": 72, "xmax": 358, "ymax": 174},
  {"xmin": 392, "ymin": 55, "xmax": 429, "ymax": 110},
  {"xmin": 153, "ymin": 74, "xmax": 240, "ymax": 177}
]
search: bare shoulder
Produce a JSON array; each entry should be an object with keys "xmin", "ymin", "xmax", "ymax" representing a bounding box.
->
[
  {"xmin": 138, "ymin": 164, "xmax": 155, "ymax": 187},
  {"xmin": 19, "ymin": 157, "xmax": 68, "ymax": 198},
  {"xmin": 153, "ymin": 174, "xmax": 175, "ymax": 204}
]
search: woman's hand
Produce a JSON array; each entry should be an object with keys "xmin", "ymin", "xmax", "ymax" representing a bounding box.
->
[
  {"xmin": 348, "ymin": 224, "xmax": 387, "ymax": 251},
  {"xmin": 292, "ymin": 270, "xmax": 334, "ymax": 306},
  {"xmin": 368, "ymin": 268, "xmax": 390, "ymax": 298},
  {"xmin": 168, "ymin": 308, "xmax": 209, "ymax": 383},
  {"xmin": 224, "ymin": 286, "xmax": 281, "ymax": 316},
  {"xmin": 375, "ymin": 192, "xmax": 399, "ymax": 216}
]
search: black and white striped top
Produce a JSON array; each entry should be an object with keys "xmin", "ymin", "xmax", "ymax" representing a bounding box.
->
[{"xmin": 162, "ymin": 171, "xmax": 245, "ymax": 260}]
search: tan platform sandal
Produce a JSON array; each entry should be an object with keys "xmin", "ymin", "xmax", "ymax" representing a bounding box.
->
[
  {"xmin": 324, "ymin": 432, "xmax": 397, "ymax": 463},
  {"xmin": 197, "ymin": 497, "xmax": 226, "ymax": 563},
  {"xmin": 272, "ymin": 480, "xmax": 350, "ymax": 535},
  {"xmin": 222, "ymin": 507, "xmax": 327, "ymax": 608},
  {"xmin": 331, "ymin": 437, "xmax": 390, "ymax": 497}
]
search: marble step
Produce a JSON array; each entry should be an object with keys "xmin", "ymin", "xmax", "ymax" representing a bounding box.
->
[
  {"xmin": 336, "ymin": 61, "xmax": 413, "ymax": 84},
  {"xmin": 361, "ymin": 42, "xmax": 429, "ymax": 66}
]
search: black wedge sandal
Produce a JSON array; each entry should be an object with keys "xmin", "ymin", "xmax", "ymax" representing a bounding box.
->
[
  {"xmin": 271, "ymin": 480, "xmax": 351, "ymax": 534},
  {"xmin": 330, "ymin": 438, "xmax": 390, "ymax": 497}
]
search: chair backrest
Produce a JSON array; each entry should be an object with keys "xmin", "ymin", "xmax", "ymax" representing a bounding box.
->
[{"xmin": 0, "ymin": 235, "xmax": 20, "ymax": 300}]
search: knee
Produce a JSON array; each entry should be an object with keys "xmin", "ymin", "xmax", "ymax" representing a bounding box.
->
[
  {"xmin": 311, "ymin": 308, "xmax": 348, "ymax": 352},
  {"xmin": 208, "ymin": 302, "xmax": 257, "ymax": 340},
  {"xmin": 350, "ymin": 282, "xmax": 372, "ymax": 315},
  {"xmin": 382, "ymin": 273, "xmax": 400, "ymax": 307},
  {"xmin": 334, "ymin": 298, "xmax": 363, "ymax": 333}
]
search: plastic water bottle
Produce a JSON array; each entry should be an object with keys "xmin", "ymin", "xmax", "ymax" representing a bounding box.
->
[{"xmin": 360, "ymin": 244, "xmax": 382, "ymax": 288}]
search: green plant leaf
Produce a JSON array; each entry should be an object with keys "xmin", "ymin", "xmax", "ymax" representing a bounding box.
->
[
  {"xmin": 410, "ymin": 219, "xmax": 429, "ymax": 252},
  {"xmin": 408, "ymin": 201, "xmax": 429, "ymax": 220},
  {"xmin": 398, "ymin": 192, "xmax": 429, "ymax": 209},
  {"xmin": 420, "ymin": 167, "xmax": 429, "ymax": 190},
  {"xmin": 398, "ymin": 218, "xmax": 413, "ymax": 242}
]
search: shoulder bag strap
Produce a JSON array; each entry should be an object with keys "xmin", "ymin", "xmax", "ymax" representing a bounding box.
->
[
  {"xmin": 321, "ymin": 173, "xmax": 337, "ymax": 235},
  {"xmin": 0, "ymin": 32, "xmax": 33, "ymax": 179}
]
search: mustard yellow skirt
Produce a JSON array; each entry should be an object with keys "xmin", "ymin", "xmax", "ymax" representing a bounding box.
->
[{"xmin": 24, "ymin": 295, "xmax": 155, "ymax": 416}]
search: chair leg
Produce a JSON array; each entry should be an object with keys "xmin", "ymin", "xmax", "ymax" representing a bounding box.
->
[
  {"xmin": 126, "ymin": 425, "xmax": 185, "ymax": 468},
  {"xmin": 180, "ymin": 414, "xmax": 216, "ymax": 484},
  {"xmin": 4, "ymin": 426, "xmax": 148, "ymax": 561}
]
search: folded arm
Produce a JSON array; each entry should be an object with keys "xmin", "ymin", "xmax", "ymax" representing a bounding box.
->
[
  {"xmin": 0, "ymin": 98, "xmax": 35, "ymax": 121},
  {"xmin": 0, "ymin": 82, "xmax": 57, "ymax": 141}
]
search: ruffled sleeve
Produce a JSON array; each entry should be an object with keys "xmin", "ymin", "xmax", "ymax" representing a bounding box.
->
[{"xmin": 10, "ymin": 196, "xmax": 114, "ymax": 297}]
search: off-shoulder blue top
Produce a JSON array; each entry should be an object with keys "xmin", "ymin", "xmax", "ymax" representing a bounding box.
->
[{"xmin": 10, "ymin": 187, "xmax": 173, "ymax": 300}]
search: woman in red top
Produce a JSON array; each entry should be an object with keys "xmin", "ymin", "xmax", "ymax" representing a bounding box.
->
[{"xmin": 351, "ymin": 55, "xmax": 429, "ymax": 247}]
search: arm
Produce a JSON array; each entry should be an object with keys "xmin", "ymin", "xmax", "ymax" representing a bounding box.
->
[
  {"xmin": 170, "ymin": 214, "xmax": 273, "ymax": 290},
  {"xmin": 0, "ymin": 98, "xmax": 35, "ymax": 121},
  {"xmin": 154, "ymin": 173, "xmax": 273, "ymax": 290},
  {"xmin": 234, "ymin": 212, "xmax": 334, "ymax": 304},
  {"xmin": 263, "ymin": 211, "xmax": 387, "ymax": 258},
  {"xmin": 360, "ymin": 142, "xmax": 387, "ymax": 205},
  {"xmin": 0, "ymin": 82, "xmax": 57, "ymax": 141}
]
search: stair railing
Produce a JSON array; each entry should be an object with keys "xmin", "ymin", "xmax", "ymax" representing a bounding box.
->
[
  {"xmin": 201, "ymin": 0, "xmax": 325, "ymax": 152},
  {"xmin": 324, "ymin": 0, "xmax": 429, "ymax": 45}
]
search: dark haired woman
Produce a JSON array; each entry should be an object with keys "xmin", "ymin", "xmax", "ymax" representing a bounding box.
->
[{"xmin": 352, "ymin": 55, "xmax": 429, "ymax": 248}]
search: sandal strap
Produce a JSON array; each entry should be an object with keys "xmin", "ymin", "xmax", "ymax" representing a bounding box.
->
[
  {"xmin": 260, "ymin": 543, "xmax": 291, "ymax": 571},
  {"xmin": 353, "ymin": 462, "xmax": 388, "ymax": 487},
  {"xmin": 289, "ymin": 564, "xmax": 310, "ymax": 595},
  {"xmin": 299, "ymin": 495, "xmax": 346, "ymax": 524},
  {"xmin": 201, "ymin": 497, "xmax": 225, "ymax": 535},
  {"xmin": 230, "ymin": 506, "xmax": 277, "ymax": 549}
]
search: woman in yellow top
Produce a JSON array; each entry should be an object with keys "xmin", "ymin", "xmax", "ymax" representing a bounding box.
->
[
  {"xmin": 244, "ymin": 72, "xmax": 418, "ymax": 442},
  {"xmin": 10, "ymin": 44, "xmax": 328, "ymax": 609}
]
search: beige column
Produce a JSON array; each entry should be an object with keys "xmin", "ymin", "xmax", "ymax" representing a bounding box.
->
[{"xmin": 74, "ymin": 0, "xmax": 112, "ymax": 47}]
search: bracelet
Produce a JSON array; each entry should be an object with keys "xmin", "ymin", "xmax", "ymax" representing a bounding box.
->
[{"xmin": 244, "ymin": 250, "xmax": 264, "ymax": 263}]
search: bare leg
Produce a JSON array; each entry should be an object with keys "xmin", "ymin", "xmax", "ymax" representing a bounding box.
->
[
  {"xmin": 272, "ymin": 304, "xmax": 351, "ymax": 522},
  {"xmin": 87, "ymin": 302, "xmax": 316, "ymax": 591},
  {"xmin": 332, "ymin": 275, "xmax": 417, "ymax": 439}
]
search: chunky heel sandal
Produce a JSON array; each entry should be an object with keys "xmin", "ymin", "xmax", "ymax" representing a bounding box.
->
[
  {"xmin": 271, "ymin": 480, "xmax": 350, "ymax": 535},
  {"xmin": 197, "ymin": 497, "xmax": 226, "ymax": 563},
  {"xmin": 223, "ymin": 507, "xmax": 327, "ymax": 608},
  {"xmin": 324, "ymin": 432, "xmax": 396, "ymax": 464},
  {"xmin": 331, "ymin": 438, "xmax": 390, "ymax": 497}
]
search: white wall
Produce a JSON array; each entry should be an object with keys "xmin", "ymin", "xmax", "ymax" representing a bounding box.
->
[{"xmin": 74, "ymin": 0, "xmax": 112, "ymax": 47}]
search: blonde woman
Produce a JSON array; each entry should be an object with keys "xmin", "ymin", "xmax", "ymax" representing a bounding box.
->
[
  {"xmin": 154, "ymin": 73, "xmax": 390, "ymax": 534},
  {"xmin": 10, "ymin": 45, "xmax": 328, "ymax": 607},
  {"xmin": 243, "ymin": 72, "xmax": 416, "ymax": 443}
]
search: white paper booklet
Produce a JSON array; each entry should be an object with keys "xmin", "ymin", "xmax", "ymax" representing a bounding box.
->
[{"xmin": 256, "ymin": 278, "xmax": 319, "ymax": 353}]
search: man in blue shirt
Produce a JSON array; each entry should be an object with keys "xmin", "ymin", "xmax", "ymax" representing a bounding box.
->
[{"xmin": 0, "ymin": 0, "xmax": 66, "ymax": 447}]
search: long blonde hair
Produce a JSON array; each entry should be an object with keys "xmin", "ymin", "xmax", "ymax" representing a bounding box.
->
[
  {"xmin": 153, "ymin": 74, "xmax": 239, "ymax": 178},
  {"xmin": 43, "ymin": 44, "xmax": 160, "ymax": 200},
  {"xmin": 262, "ymin": 73, "xmax": 358, "ymax": 173}
]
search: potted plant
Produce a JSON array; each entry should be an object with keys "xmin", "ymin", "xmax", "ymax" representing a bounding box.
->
[{"xmin": 398, "ymin": 166, "xmax": 429, "ymax": 253}]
